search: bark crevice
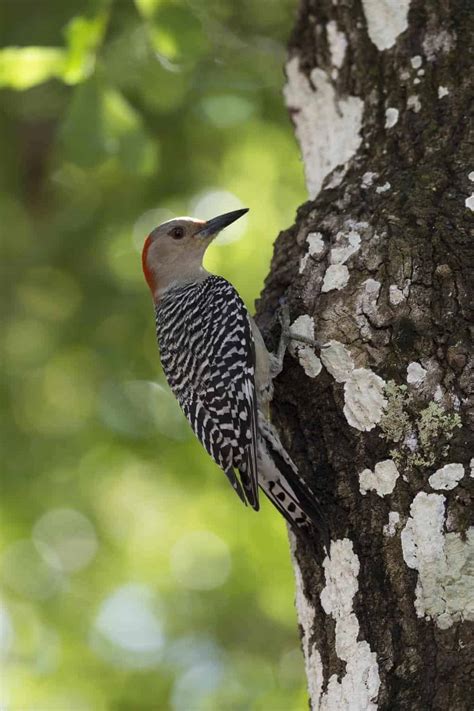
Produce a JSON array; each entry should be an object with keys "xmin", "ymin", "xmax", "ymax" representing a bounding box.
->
[{"xmin": 256, "ymin": 0, "xmax": 473, "ymax": 708}]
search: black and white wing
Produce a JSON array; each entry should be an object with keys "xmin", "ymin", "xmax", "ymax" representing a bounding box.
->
[{"xmin": 156, "ymin": 276, "xmax": 259, "ymax": 510}]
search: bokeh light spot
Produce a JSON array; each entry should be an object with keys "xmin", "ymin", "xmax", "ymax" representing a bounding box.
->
[
  {"xmin": 132, "ymin": 207, "xmax": 175, "ymax": 252},
  {"xmin": 190, "ymin": 189, "xmax": 248, "ymax": 245},
  {"xmin": 104, "ymin": 228, "xmax": 143, "ymax": 286},
  {"xmin": 0, "ymin": 602, "xmax": 14, "ymax": 660},
  {"xmin": 170, "ymin": 531, "xmax": 231, "ymax": 591},
  {"xmin": 91, "ymin": 583, "xmax": 164, "ymax": 668},
  {"xmin": 1, "ymin": 540, "xmax": 63, "ymax": 600},
  {"xmin": 33, "ymin": 508, "xmax": 98, "ymax": 573},
  {"xmin": 100, "ymin": 379, "xmax": 190, "ymax": 440},
  {"xmin": 171, "ymin": 661, "xmax": 224, "ymax": 711},
  {"xmin": 201, "ymin": 94, "xmax": 254, "ymax": 128},
  {"xmin": 13, "ymin": 349, "xmax": 97, "ymax": 435},
  {"xmin": 4, "ymin": 318, "xmax": 55, "ymax": 369},
  {"xmin": 16, "ymin": 268, "xmax": 81, "ymax": 322}
]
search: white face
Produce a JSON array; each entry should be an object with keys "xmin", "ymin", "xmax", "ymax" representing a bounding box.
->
[
  {"xmin": 142, "ymin": 209, "xmax": 248, "ymax": 298},
  {"xmin": 142, "ymin": 217, "xmax": 210, "ymax": 294}
]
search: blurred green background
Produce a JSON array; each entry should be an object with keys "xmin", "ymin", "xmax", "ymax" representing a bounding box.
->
[{"xmin": 1, "ymin": 1, "xmax": 307, "ymax": 708}]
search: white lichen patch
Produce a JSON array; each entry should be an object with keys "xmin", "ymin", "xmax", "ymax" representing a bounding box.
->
[
  {"xmin": 327, "ymin": 21, "xmax": 347, "ymax": 68},
  {"xmin": 465, "ymin": 195, "xmax": 474, "ymax": 211},
  {"xmin": 364, "ymin": 278, "xmax": 381, "ymax": 295},
  {"xmin": 383, "ymin": 511, "xmax": 401, "ymax": 537},
  {"xmin": 320, "ymin": 340, "xmax": 355, "ymax": 383},
  {"xmin": 299, "ymin": 254, "xmax": 310, "ymax": 274},
  {"xmin": 429, "ymin": 463, "xmax": 465, "ymax": 491},
  {"xmin": 284, "ymin": 58, "xmax": 363, "ymax": 198},
  {"xmin": 410, "ymin": 55, "xmax": 423, "ymax": 69},
  {"xmin": 423, "ymin": 30, "xmax": 456, "ymax": 61},
  {"xmin": 362, "ymin": 171, "xmax": 378, "ymax": 189},
  {"xmin": 407, "ymin": 95, "xmax": 421, "ymax": 113},
  {"xmin": 289, "ymin": 315, "xmax": 322, "ymax": 378},
  {"xmin": 401, "ymin": 493, "xmax": 474, "ymax": 628},
  {"xmin": 438, "ymin": 85, "xmax": 449, "ymax": 98},
  {"xmin": 376, "ymin": 182, "xmax": 391, "ymax": 193},
  {"xmin": 470, "ymin": 458, "xmax": 474, "ymax": 478},
  {"xmin": 403, "ymin": 431, "xmax": 418, "ymax": 453},
  {"xmin": 343, "ymin": 368, "xmax": 387, "ymax": 431},
  {"xmin": 385, "ymin": 107, "xmax": 399, "ymax": 128},
  {"xmin": 322, "ymin": 264, "xmax": 350, "ymax": 292},
  {"xmin": 319, "ymin": 539, "xmax": 380, "ymax": 709},
  {"xmin": 330, "ymin": 231, "xmax": 361, "ymax": 265},
  {"xmin": 407, "ymin": 362, "xmax": 427, "ymax": 386},
  {"xmin": 292, "ymin": 552, "xmax": 324, "ymax": 705},
  {"xmin": 307, "ymin": 232, "xmax": 325, "ymax": 255},
  {"xmin": 359, "ymin": 459, "xmax": 400, "ymax": 497},
  {"xmin": 325, "ymin": 166, "xmax": 346, "ymax": 189},
  {"xmin": 299, "ymin": 231, "xmax": 325, "ymax": 273},
  {"xmin": 468, "ymin": 172, "xmax": 474, "ymax": 182},
  {"xmin": 361, "ymin": 0, "xmax": 410, "ymax": 51},
  {"xmin": 389, "ymin": 284, "xmax": 405, "ymax": 305}
]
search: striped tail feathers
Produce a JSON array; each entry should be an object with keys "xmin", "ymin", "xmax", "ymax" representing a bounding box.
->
[
  {"xmin": 257, "ymin": 417, "xmax": 330, "ymax": 551},
  {"xmin": 224, "ymin": 467, "xmax": 247, "ymax": 505},
  {"xmin": 239, "ymin": 461, "xmax": 260, "ymax": 511}
]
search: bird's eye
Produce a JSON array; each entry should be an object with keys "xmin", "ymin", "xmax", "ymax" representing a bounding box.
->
[{"xmin": 170, "ymin": 226, "xmax": 184, "ymax": 240}]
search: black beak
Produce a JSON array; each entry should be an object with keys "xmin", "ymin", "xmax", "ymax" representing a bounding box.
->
[{"xmin": 196, "ymin": 208, "xmax": 248, "ymax": 238}]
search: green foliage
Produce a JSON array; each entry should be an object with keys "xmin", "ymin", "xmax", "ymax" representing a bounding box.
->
[{"xmin": 0, "ymin": 1, "xmax": 307, "ymax": 708}]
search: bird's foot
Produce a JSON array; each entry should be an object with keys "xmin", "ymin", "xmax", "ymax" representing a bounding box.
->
[{"xmin": 270, "ymin": 297, "xmax": 328, "ymax": 379}]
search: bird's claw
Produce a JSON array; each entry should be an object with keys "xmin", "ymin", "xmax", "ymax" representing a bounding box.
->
[
  {"xmin": 277, "ymin": 297, "xmax": 328, "ymax": 351},
  {"xmin": 270, "ymin": 297, "xmax": 328, "ymax": 379}
]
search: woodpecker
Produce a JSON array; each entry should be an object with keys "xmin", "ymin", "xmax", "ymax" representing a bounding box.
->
[{"xmin": 142, "ymin": 209, "xmax": 327, "ymax": 547}]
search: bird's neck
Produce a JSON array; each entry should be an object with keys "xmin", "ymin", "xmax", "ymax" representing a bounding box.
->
[{"xmin": 153, "ymin": 265, "xmax": 210, "ymax": 303}]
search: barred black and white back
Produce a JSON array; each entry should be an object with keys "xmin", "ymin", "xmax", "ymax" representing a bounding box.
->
[
  {"xmin": 155, "ymin": 274, "xmax": 327, "ymax": 547},
  {"xmin": 156, "ymin": 276, "xmax": 259, "ymax": 508}
]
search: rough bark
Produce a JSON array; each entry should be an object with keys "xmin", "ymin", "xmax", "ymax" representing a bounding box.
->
[{"xmin": 255, "ymin": 1, "xmax": 473, "ymax": 709}]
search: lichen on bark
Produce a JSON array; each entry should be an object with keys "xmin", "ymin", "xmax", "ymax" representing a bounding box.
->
[
  {"xmin": 256, "ymin": 0, "xmax": 474, "ymax": 708},
  {"xmin": 379, "ymin": 381, "xmax": 462, "ymax": 470}
]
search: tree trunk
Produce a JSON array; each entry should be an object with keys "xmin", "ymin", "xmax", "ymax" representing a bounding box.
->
[{"xmin": 255, "ymin": 1, "xmax": 473, "ymax": 708}]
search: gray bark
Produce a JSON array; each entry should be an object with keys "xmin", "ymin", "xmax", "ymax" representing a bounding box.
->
[{"xmin": 256, "ymin": 1, "xmax": 473, "ymax": 709}]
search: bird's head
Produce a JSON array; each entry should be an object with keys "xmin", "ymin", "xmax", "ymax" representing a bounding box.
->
[{"xmin": 142, "ymin": 208, "xmax": 248, "ymax": 300}]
